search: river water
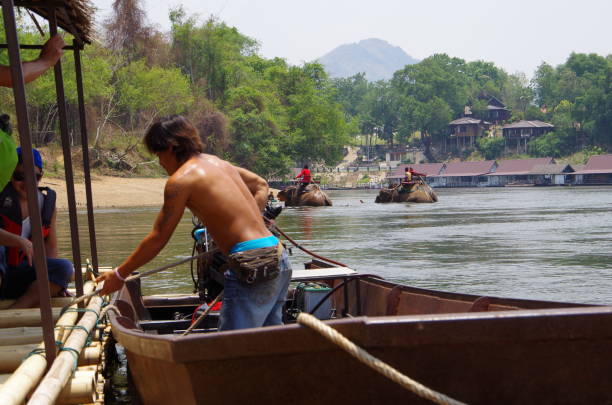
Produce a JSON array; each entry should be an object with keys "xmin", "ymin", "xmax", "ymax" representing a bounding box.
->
[{"xmin": 56, "ymin": 187, "xmax": 612, "ymax": 305}]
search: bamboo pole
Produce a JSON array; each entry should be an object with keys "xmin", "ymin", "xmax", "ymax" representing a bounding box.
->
[
  {"xmin": 0, "ymin": 329, "xmax": 99, "ymax": 372},
  {"xmin": 0, "ymin": 308, "xmax": 62, "ymax": 328},
  {"xmin": 0, "ymin": 297, "xmax": 73, "ymax": 310},
  {"xmin": 0, "ymin": 282, "xmax": 95, "ymax": 405},
  {"xmin": 28, "ymin": 292, "xmax": 104, "ymax": 405},
  {"xmin": 0, "ymin": 367, "xmax": 96, "ymax": 384},
  {"xmin": 0, "ymin": 371, "xmax": 96, "ymax": 404},
  {"xmin": 0, "ymin": 327, "xmax": 43, "ymax": 346},
  {"xmin": 55, "ymin": 373, "xmax": 96, "ymax": 405}
]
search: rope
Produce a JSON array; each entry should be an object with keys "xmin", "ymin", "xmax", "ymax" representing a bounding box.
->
[
  {"xmin": 59, "ymin": 346, "xmax": 81, "ymax": 372},
  {"xmin": 64, "ymin": 251, "xmax": 211, "ymax": 308},
  {"xmin": 181, "ymin": 292, "xmax": 224, "ymax": 336},
  {"xmin": 296, "ymin": 313, "xmax": 467, "ymax": 405},
  {"xmin": 99, "ymin": 304, "xmax": 121, "ymax": 319},
  {"xmin": 124, "ymin": 251, "xmax": 210, "ymax": 282},
  {"xmin": 272, "ymin": 225, "xmax": 348, "ymax": 268}
]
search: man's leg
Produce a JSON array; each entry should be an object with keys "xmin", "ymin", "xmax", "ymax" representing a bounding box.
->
[
  {"xmin": 219, "ymin": 251, "xmax": 293, "ymax": 331},
  {"xmin": 10, "ymin": 280, "xmax": 63, "ymax": 308},
  {"xmin": 262, "ymin": 250, "xmax": 292, "ymax": 326},
  {"xmin": 9, "ymin": 258, "xmax": 73, "ymax": 309}
]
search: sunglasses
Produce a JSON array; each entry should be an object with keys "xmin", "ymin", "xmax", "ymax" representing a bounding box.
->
[{"xmin": 12, "ymin": 171, "xmax": 42, "ymax": 182}]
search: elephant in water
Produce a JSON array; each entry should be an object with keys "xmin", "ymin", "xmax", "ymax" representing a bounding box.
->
[
  {"xmin": 277, "ymin": 184, "xmax": 332, "ymax": 207},
  {"xmin": 375, "ymin": 182, "xmax": 438, "ymax": 203}
]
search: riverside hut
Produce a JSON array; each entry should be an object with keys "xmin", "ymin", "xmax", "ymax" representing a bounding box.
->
[
  {"xmin": 437, "ymin": 160, "xmax": 497, "ymax": 187},
  {"xmin": 502, "ymin": 120, "xmax": 554, "ymax": 153},
  {"xmin": 572, "ymin": 154, "xmax": 612, "ymax": 185},
  {"xmin": 528, "ymin": 163, "xmax": 575, "ymax": 185},
  {"xmin": 448, "ymin": 117, "xmax": 491, "ymax": 150},
  {"xmin": 487, "ymin": 158, "xmax": 554, "ymax": 186},
  {"xmin": 485, "ymin": 96, "xmax": 511, "ymax": 123}
]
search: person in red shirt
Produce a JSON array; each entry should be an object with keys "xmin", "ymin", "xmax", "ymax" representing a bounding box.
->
[
  {"xmin": 403, "ymin": 166, "xmax": 426, "ymax": 184},
  {"xmin": 295, "ymin": 164, "xmax": 311, "ymax": 193}
]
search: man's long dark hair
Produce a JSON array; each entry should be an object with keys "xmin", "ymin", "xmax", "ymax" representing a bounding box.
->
[{"xmin": 144, "ymin": 115, "xmax": 204, "ymax": 163}]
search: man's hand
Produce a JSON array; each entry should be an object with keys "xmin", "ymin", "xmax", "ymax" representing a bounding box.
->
[
  {"xmin": 19, "ymin": 237, "xmax": 33, "ymax": 266},
  {"xmin": 39, "ymin": 35, "xmax": 65, "ymax": 66},
  {"xmin": 95, "ymin": 269, "xmax": 124, "ymax": 296}
]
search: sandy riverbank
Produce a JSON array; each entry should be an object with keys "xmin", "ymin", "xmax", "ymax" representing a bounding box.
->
[
  {"xmin": 40, "ymin": 176, "xmax": 280, "ymax": 210},
  {"xmin": 40, "ymin": 176, "xmax": 168, "ymax": 210}
]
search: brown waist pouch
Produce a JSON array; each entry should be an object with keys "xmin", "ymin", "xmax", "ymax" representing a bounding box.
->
[{"xmin": 228, "ymin": 243, "xmax": 282, "ymax": 284}]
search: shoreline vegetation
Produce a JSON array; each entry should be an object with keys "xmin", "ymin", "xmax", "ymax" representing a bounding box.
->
[{"xmin": 1, "ymin": 4, "xmax": 608, "ymax": 189}]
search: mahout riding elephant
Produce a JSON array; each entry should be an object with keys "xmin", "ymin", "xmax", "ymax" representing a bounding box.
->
[
  {"xmin": 375, "ymin": 182, "xmax": 438, "ymax": 203},
  {"xmin": 277, "ymin": 184, "xmax": 332, "ymax": 207}
]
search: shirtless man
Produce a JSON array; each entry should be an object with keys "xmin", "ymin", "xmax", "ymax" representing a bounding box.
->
[{"xmin": 96, "ymin": 115, "xmax": 292, "ymax": 330}]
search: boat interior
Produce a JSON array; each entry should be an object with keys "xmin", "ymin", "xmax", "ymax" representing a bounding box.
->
[{"xmin": 113, "ymin": 259, "xmax": 588, "ymax": 336}]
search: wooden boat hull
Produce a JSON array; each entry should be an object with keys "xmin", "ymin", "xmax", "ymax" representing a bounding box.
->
[{"xmin": 110, "ymin": 276, "xmax": 611, "ymax": 404}]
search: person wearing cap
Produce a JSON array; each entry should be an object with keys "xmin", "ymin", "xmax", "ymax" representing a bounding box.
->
[
  {"xmin": 0, "ymin": 147, "xmax": 74, "ymax": 308},
  {"xmin": 0, "ymin": 35, "xmax": 65, "ymax": 191}
]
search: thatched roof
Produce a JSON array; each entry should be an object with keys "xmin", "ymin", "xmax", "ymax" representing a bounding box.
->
[{"xmin": 16, "ymin": 0, "xmax": 95, "ymax": 43}]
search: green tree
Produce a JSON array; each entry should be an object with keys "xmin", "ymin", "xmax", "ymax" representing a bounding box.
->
[
  {"xmin": 476, "ymin": 136, "xmax": 505, "ymax": 160},
  {"xmin": 116, "ymin": 60, "xmax": 193, "ymax": 126}
]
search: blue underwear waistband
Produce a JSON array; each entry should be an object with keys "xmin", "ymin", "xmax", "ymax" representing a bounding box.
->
[{"xmin": 229, "ymin": 235, "xmax": 279, "ymax": 254}]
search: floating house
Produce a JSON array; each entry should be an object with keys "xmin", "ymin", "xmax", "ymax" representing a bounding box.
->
[
  {"xmin": 528, "ymin": 163, "xmax": 575, "ymax": 185},
  {"xmin": 487, "ymin": 158, "xmax": 554, "ymax": 186},
  {"xmin": 436, "ymin": 160, "xmax": 497, "ymax": 187},
  {"xmin": 502, "ymin": 120, "xmax": 555, "ymax": 153},
  {"xmin": 572, "ymin": 154, "xmax": 612, "ymax": 185},
  {"xmin": 448, "ymin": 117, "xmax": 491, "ymax": 150}
]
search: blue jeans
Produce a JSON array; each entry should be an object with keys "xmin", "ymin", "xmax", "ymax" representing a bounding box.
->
[
  {"xmin": 0, "ymin": 246, "xmax": 74, "ymax": 299},
  {"xmin": 219, "ymin": 249, "xmax": 292, "ymax": 331}
]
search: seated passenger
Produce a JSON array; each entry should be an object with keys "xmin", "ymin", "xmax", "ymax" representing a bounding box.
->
[{"xmin": 0, "ymin": 147, "xmax": 74, "ymax": 308}]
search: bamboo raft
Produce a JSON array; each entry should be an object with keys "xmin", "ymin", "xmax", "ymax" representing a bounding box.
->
[{"xmin": 0, "ymin": 269, "xmax": 112, "ymax": 405}]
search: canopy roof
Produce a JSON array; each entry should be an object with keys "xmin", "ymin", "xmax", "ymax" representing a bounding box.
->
[
  {"xmin": 387, "ymin": 163, "xmax": 445, "ymax": 179},
  {"xmin": 572, "ymin": 154, "xmax": 612, "ymax": 175},
  {"xmin": 442, "ymin": 160, "xmax": 496, "ymax": 177},
  {"xmin": 16, "ymin": 0, "xmax": 95, "ymax": 43},
  {"xmin": 502, "ymin": 120, "xmax": 554, "ymax": 130},
  {"xmin": 492, "ymin": 158, "xmax": 554, "ymax": 175}
]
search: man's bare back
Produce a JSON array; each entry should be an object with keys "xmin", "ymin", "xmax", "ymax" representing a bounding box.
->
[
  {"xmin": 98, "ymin": 147, "xmax": 271, "ymax": 295},
  {"xmin": 170, "ymin": 153, "xmax": 271, "ymax": 253}
]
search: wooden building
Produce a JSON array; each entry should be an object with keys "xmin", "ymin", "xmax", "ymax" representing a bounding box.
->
[
  {"xmin": 528, "ymin": 163, "xmax": 575, "ymax": 185},
  {"xmin": 502, "ymin": 120, "xmax": 555, "ymax": 153},
  {"xmin": 437, "ymin": 160, "xmax": 497, "ymax": 187},
  {"xmin": 485, "ymin": 96, "xmax": 511, "ymax": 123},
  {"xmin": 487, "ymin": 158, "xmax": 554, "ymax": 186},
  {"xmin": 572, "ymin": 154, "xmax": 612, "ymax": 185},
  {"xmin": 448, "ymin": 117, "xmax": 491, "ymax": 150}
]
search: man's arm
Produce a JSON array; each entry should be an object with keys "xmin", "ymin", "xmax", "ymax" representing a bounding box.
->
[
  {"xmin": 0, "ymin": 228, "xmax": 33, "ymax": 265},
  {"xmin": 0, "ymin": 35, "xmax": 65, "ymax": 87},
  {"xmin": 235, "ymin": 166, "xmax": 269, "ymax": 211},
  {"xmin": 96, "ymin": 180, "xmax": 189, "ymax": 295}
]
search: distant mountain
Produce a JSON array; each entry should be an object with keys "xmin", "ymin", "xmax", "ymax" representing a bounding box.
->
[{"xmin": 317, "ymin": 38, "xmax": 419, "ymax": 81}]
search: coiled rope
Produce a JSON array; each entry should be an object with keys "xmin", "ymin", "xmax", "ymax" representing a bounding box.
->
[{"xmin": 297, "ymin": 312, "xmax": 467, "ymax": 405}]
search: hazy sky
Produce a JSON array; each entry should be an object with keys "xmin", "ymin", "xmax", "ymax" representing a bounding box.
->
[{"xmin": 96, "ymin": 0, "xmax": 611, "ymax": 77}]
